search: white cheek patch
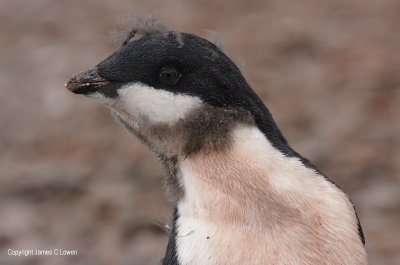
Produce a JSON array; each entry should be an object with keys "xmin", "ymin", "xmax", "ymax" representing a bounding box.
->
[
  {"xmin": 87, "ymin": 92, "xmax": 115, "ymax": 106},
  {"xmin": 118, "ymin": 83, "xmax": 203, "ymax": 124}
]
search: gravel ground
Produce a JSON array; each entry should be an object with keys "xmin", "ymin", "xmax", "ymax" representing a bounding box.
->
[{"xmin": 0, "ymin": 0, "xmax": 399, "ymax": 264}]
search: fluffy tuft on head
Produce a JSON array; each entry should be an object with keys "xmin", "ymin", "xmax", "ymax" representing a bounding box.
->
[
  {"xmin": 109, "ymin": 14, "xmax": 222, "ymax": 49},
  {"xmin": 203, "ymin": 29, "xmax": 224, "ymax": 50},
  {"xmin": 121, "ymin": 15, "xmax": 169, "ymax": 46},
  {"xmin": 108, "ymin": 14, "xmax": 185, "ymax": 48},
  {"xmin": 109, "ymin": 14, "xmax": 170, "ymax": 46}
]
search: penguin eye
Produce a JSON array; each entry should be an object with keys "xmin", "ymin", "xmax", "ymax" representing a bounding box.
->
[{"xmin": 159, "ymin": 67, "xmax": 181, "ymax": 85}]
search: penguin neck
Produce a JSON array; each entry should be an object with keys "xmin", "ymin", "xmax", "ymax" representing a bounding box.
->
[
  {"xmin": 175, "ymin": 124, "xmax": 308, "ymax": 227},
  {"xmin": 172, "ymin": 125, "xmax": 367, "ymax": 265}
]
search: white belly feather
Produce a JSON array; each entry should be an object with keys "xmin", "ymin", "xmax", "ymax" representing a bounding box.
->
[{"xmin": 175, "ymin": 125, "xmax": 367, "ymax": 265}]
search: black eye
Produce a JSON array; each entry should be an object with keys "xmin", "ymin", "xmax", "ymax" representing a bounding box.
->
[{"xmin": 159, "ymin": 67, "xmax": 181, "ymax": 85}]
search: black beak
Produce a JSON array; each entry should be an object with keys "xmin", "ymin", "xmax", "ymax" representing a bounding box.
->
[{"xmin": 65, "ymin": 67, "xmax": 110, "ymax": 95}]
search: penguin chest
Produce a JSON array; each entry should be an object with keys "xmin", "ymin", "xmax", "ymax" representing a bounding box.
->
[
  {"xmin": 175, "ymin": 210, "xmax": 269, "ymax": 265},
  {"xmin": 173, "ymin": 125, "xmax": 367, "ymax": 265}
]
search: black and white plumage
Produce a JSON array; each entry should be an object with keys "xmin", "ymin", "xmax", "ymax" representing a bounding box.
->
[{"xmin": 66, "ymin": 25, "xmax": 367, "ymax": 265}]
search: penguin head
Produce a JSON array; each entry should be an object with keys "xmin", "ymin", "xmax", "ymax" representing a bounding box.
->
[{"xmin": 66, "ymin": 31, "xmax": 282, "ymax": 156}]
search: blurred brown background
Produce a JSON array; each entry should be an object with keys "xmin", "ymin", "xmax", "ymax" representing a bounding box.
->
[{"xmin": 0, "ymin": 0, "xmax": 399, "ymax": 264}]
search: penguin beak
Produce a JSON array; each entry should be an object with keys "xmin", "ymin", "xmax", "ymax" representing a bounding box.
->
[{"xmin": 65, "ymin": 67, "xmax": 110, "ymax": 95}]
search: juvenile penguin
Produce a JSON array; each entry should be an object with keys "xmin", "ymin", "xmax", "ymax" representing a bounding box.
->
[{"xmin": 66, "ymin": 26, "xmax": 367, "ymax": 265}]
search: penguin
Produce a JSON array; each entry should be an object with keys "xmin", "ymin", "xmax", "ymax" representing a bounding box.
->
[{"xmin": 66, "ymin": 26, "xmax": 367, "ymax": 265}]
